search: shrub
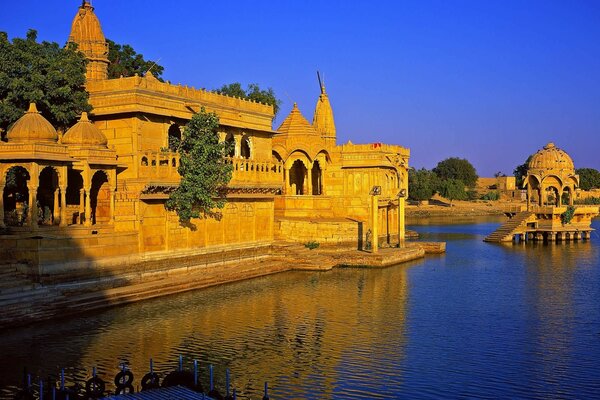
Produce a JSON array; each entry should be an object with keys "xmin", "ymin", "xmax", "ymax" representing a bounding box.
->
[
  {"xmin": 304, "ymin": 241, "xmax": 320, "ymax": 250},
  {"xmin": 481, "ymin": 191, "xmax": 500, "ymax": 201}
]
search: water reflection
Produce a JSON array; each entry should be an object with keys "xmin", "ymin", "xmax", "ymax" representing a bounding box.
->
[
  {"xmin": 0, "ymin": 266, "xmax": 411, "ymax": 399},
  {"xmin": 1, "ymin": 219, "xmax": 599, "ymax": 399}
]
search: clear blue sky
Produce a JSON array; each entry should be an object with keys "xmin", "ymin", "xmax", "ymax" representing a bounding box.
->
[{"xmin": 2, "ymin": 0, "xmax": 600, "ymax": 176}]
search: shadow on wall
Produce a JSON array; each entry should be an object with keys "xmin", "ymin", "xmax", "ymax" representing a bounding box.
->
[{"xmin": 0, "ymin": 184, "xmax": 129, "ymax": 398}]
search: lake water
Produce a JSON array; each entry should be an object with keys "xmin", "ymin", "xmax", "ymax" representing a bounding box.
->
[{"xmin": 1, "ymin": 218, "xmax": 599, "ymax": 399}]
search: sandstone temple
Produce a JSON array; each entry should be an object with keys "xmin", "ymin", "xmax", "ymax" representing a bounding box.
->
[{"xmin": 0, "ymin": 2, "xmax": 410, "ymax": 285}]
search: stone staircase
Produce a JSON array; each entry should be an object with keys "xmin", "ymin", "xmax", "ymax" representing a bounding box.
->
[
  {"xmin": 0, "ymin": 265, "xmax": 37, "ymax": 295},
  {"xmin": 484, "ymin": 211, "xmax": 534, "ymax": 242}
]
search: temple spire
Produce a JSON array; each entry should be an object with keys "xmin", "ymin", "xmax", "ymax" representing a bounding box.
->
[
  {"xmin": 312, "ymin": 72, "xmax": 336, "ymax": 143},
  {"xmin": 68, "ymin": 1, "xmax": 109, "ymax": 81}
]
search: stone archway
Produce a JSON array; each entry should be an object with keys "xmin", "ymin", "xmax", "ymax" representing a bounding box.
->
[
  {"xmin": 2, "ymin": 166, "xmax": 30, "ymax": 226},
  {"xmin": 545, "ymin": 186, "xmax": 560, "ymax": 206},
  {"xmin": 562, "ymin": 187, "xmax": 573, "ymax": 206},
  {"xmin": 37, "ymin": 166, "xmax": 59, "ymax": 225},
  {"xmin": 66, "ymin": 168, "xmax": 84, "ymax": 225},
  {"xmin": 311, "ymin": 160, "xmax": 322, "ymax": 195},
  {"xmin": 240, "ymin": 135, "xmax": 251, "ymax": 159},
  {"xmin": 225, "ymin": 133, "xmax": 236, "ymax": 157},
  {"xmin": 290, "ymin": 159, "xmax": 307, "ymax": 195},
  {"xmin": 168, "ymin": 124, "xmax": 182, "ymax": 151},
  {"xmin": 90, "ymin": 171, "xmax": 110, "ymax": 224}
]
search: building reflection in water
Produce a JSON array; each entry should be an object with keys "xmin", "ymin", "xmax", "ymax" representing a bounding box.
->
[{"xmin": 0, "ymin": 265, "xmax": 411, "ymax": 399}]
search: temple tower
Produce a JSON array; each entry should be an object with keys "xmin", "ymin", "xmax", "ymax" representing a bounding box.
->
[
  {"xmin": 68, "ymin": 1, "xmax": 109, "ymax": 81},
  {"xmin": 312, "ymin": 74, "xmax": 336, "ymax": 144}
]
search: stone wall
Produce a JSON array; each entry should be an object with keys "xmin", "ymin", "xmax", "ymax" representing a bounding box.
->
[{"xmin": 274, "ymin": 217, "xmax": 360, "ymax": 246}]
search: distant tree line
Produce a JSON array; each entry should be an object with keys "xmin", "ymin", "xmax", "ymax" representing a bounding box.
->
[{"xmin": 408, "ymin": 157, "xmax": 478, "ymax": 202}]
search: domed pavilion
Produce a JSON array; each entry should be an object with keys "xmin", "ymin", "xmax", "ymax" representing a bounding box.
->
[
  {"xmin": 0, "ymin": 104, "xmax": 117, "ymax": 229},
  {"xmin": 525, "ymin": 142, "xmax": 579, "ymax": 207}
]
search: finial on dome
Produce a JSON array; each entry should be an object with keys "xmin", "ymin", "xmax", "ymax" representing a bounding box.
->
[
  {"xmin": 79, "ymin": 112, "xmax": 90, "ymax": 122},
  {"xmin": 27, "ymin": 103, "xmax": 39, "ymax": 113},
  {"xmin": 293, "ymin": 102, "xmax": 298, "ymax": 109},
  {"xmin": 544, "ymin": 142, "xmax": 555, "ymax": 149},
  {"xmin": 317, "ymin": 71, "xmax": 326, "ymax": 94}
]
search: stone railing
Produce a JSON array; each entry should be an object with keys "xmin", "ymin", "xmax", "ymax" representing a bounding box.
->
[
  {"xmin": 139, "ymin": 151, "xmax": 180, "ymax": 180},
  {"xmin": 226, "ymin": 157, "xmax": 283, "ymax": 186},
  {"xmin": 137, "ymin": 153, "xmax": 283, "ymax": 186}
]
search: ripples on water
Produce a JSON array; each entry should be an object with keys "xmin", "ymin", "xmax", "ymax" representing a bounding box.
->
[{"xmin": 1, "ymin": 219, "xmax": 599, "ymax": 399}]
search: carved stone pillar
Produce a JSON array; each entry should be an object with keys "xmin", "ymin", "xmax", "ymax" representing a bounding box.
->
[
  {"xmin": 306, "ymin": 163, "xmax": 312, "ymax": 196},
  {"xmin": 284, "ymin": 167, "xmax": 290, "ymax": 195},
  {"xmin": 110, "ymin": 188, "xmax": 116, "ymax": 225},
  {"xmin": 79, "ymin": 189, "xmax": 85, "ymax": 224},
  {"xmin": 234, "ymin": 135, "xmax": 241, "ymax": 158},
  {"xmin": 84, "ymin": 187, "xmax": 92, "ymax": 227},
  {"xmin": 29, "ymin": 184, "xmax": 39, "ymax": 229},
  {"xmin": 0, "ymin": 179, "xmax": 5, "ymax": 228},
  {"xmin": 53, "ymin": 189, "xmax": 60, "ymax": 224},
  {"xmin": 59, "ymin": 186, "xmax": 67, "ymax": 227},
  {"xmin": 371, "ymin": 194, "xmax": 379, "ymax": 253}
]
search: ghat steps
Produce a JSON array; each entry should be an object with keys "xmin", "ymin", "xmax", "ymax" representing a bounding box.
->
[{"xmin": 484, "ymin": 212, "xmax": 534, "ymax": 242}]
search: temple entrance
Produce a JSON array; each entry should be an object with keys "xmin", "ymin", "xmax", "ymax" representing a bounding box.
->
[
  {"xmin": 90, "ymin": 171, "xmax": 110, "ymax": 224},
  {"xmin": 290, "ymin": 160, "xmax": 307, "ymax": 195},
  {"xmin": 37, "ymin": 167, "xmax": 59, "ymax": 225},
  {"xmin": 2, "ymin": 166, "xmax": 30, "ymax": 226},
  {"xmin": 311, "ymin": 160, "xmax": 322, "ymax": 195},
  {"xmin": 168, "ymin": 124, "xmax": 181, "ymax": 151}
]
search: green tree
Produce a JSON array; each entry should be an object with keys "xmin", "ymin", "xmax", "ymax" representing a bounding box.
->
[
  {"xmin": 106, "ymin": 38, "xmax": 164, "ymax": 80},
  {"xmin": 513, "ymin": 155, "xmax": 532, "ymax": 188},
  {"xmin": 436, "ymin": 178, "xmax": 468, "ymax": 202},
  {"xmin": 0, "ymin": 29, "xmax": 91, "ymax": 136},
  {"xmin": 166, "ymin": 108, "xmax": 233, "ymax": 223},
  {"xmin": 576, "ymin": 168, "xmax": 600, "ymax": 191},
  {"xmin": 217, "ymin": 82, "xmax": 281, "ymax": 118},
  {"xmin": 433, "ymin": 157, "xmax": 478, "ymax": 187},
  {"xmin": 408, "ymin": 168, "xmax": 438, "ymax": 201}
]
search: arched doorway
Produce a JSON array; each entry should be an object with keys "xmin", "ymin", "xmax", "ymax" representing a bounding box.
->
[
  {"xmin": 225, "ymin": 133, "xmax": 235, "ymax": 157},
  {"xmin": 290, "ymin": 160, "xmax": 307, "ymax": 195},
  {"xmin": 90, "ymin": 171, "xmax": 110, "ymax": 224},
  {"xmin": 562, "ymin": 187, "xmax": 573, "ymax": 206},
  {"xmin": 168, "ymin": 124, "xmax": 181, "ymax": 152},
  {"xmin": 545, "ymin": 186, "xmax": 559, "ymax": 206},
  {"xmin": 37, "ymin": 167, "xmax": 59, "ymax": 225},
  {"xmin": 240, "ymin": 136, "xmax": 251, "ymax": 159},
  {"xmin": 311, "ymin": 160, "xmax": 322, "ymax": 195},
  {"xmin": 3, "ymin": 166, "xmax": 30, "ymax": 226},
  {"xmin": 66, "ymin": 168, "xmax": 84, "ymax": 225}
]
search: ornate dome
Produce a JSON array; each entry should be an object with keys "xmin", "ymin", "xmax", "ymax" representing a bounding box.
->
[
  {"xmin": 277, "ymin": 103, "xmax": 318, "ymax": 135},
  {"xmin": 6, "ymin": 103, "xmax": 58, "ymax": 143},
  {"xmin": 528, "ymin": 142, "xmax": 575, "ymax": 172},
  {"xmin": 62, "ymin": 112, "xmax": 108, "ymax": 147}
]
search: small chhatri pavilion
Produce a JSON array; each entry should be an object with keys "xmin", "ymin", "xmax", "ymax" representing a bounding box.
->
[
  {"xmin": 485, "ymin": 142, "xmax": 598, "ymax": 243},
  {"xmin": 525, "ymin": 142, "xmax": 579, "ymax": 208}
]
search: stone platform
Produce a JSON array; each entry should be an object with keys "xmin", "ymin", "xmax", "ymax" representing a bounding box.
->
[{"xmin": 0, "ymin": 241, "xmax": 444, "ymax": 328}]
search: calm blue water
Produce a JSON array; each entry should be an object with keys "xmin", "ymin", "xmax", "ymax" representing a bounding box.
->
[{"xmin": 1, "ymin": 219, "xmax": 599, "ymax": 399}]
